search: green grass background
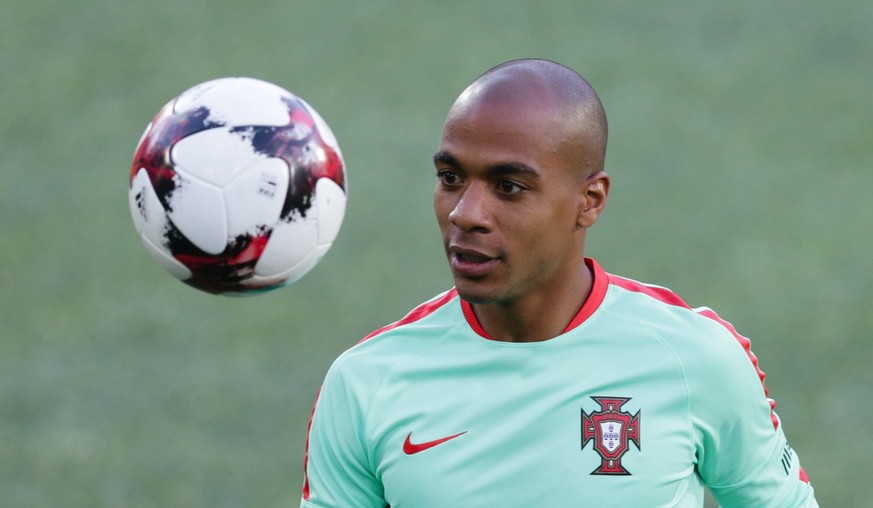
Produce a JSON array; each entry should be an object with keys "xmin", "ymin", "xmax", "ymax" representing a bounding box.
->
[{"xmin": 2, "ymin": 1, "xmax": 871, "ymax": 506}]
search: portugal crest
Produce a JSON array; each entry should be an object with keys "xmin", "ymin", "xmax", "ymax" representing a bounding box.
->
[{"xmin": 581, "ymin": 396, "xmax": 641, "ymax": 475}]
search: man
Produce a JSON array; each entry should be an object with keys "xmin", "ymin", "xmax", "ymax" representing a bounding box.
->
[{"xmin": 300, "ymin": 59, "xmax": 818, "ymax": 507}]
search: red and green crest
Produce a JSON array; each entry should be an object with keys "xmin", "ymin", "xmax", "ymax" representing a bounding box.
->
[{"xmin": 581, "ymin": 396, "xmax": 641, "ymax": 475}]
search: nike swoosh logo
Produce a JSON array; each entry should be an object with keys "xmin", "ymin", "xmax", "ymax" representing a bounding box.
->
[{"xmin": 403, "ymin": 431, "xmax": 467, "ymax": 455}]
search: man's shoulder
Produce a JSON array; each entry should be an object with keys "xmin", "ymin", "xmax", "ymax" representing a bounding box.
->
[
  {"xmin": 332, "ymin": 288, "xmax": 464, "ymax": 369},
  {"xmin": 602, "ymin": 272, "xmax": 743, "ymax": 350},
  {"xmin": 602, "ymin": 271, "xmax": 764, "ymax": 379},
  {"xmin": 358, "ymin": 288, "xmax": 462, "ymax": 343},
  {"xmin": 604, "ymin": 272, "xmax": 704, "ymax": 323}
]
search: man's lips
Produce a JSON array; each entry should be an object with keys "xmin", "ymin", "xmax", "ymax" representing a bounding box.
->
[{"xmin": 448, "ymin": 245, "xmax": 499, "ymax": 278}]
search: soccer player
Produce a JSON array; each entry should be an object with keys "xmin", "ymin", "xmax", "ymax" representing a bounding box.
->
[{"xmin": 300, "ymin": 59, "xmax": 818, "ymax": 507}]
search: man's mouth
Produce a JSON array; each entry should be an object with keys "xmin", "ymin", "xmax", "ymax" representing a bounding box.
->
[
  {"xmin": 449, "ymin": 246, "xmax": 499, "ymax": 277},
  {"xmin": 455, "ymin": 250, "xmax": 492, "ymax": 263}
]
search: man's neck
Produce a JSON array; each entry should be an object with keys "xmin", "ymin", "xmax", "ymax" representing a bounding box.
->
[{"xmin": 472, "ymin": 263, "xmax": 594, "ymax": 343}]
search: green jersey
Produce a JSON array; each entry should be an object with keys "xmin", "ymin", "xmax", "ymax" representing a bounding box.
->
[{"xmin": 301, "ymin": 259, "xmax": 817, "ymax": 507}]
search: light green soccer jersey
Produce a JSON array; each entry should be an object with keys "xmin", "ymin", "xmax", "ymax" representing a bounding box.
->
[{"xmin": 301, "ymin": 259, "xmax": 817, "ymax": 507}]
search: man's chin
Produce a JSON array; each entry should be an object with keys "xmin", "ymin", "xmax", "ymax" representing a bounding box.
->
[{"xmin": 453, "ymin": 280, "xmax": 502, "ymax": 305}]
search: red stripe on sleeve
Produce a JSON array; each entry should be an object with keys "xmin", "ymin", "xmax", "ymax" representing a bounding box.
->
[
  {"xmin": 697, "ymin": 308, "xmax": 779, "ymax": 429},
  {"xmin": 301, "ymin": 386, "xmax": 321, "ymax": 501},
  {"xmin": 608, "ymin": 274, "xmax": 779, "ymax": 429},
  {"xmin": 359, "ymin": 288, "xmax": 459, "ymax": 342},
  {"xmin": 609, "ymin": 275, "xmax": 690, "ymax": 309}
]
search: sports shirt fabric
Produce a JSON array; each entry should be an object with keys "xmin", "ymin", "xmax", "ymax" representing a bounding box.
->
[{"xmin": 301, "ymin": 258, "xmax": 817, "ymax": 507}]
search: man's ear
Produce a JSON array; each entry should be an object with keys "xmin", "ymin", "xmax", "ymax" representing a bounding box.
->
[{"xmin": 577, "ymin": 171, "xmax": 610, "ymax": 229}]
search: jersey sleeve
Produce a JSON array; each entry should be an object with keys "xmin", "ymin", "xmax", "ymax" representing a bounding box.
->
[
  {"xmin": 686, "ymin": 309, "xmax": 818, "ymax": 507},
  {"xmin": 300, "ymin": 355, "xmax": 387, "ymax": 508}
]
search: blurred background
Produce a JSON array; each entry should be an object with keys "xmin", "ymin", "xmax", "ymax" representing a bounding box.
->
[{"xmin": 2, "ymin": 0, "xmax": 870, "ymax": 506}]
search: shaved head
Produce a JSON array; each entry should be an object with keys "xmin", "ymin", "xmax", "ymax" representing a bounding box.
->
[{"xmin": 445, "ymin": 59, "xmax": 608, "ymax": 177}]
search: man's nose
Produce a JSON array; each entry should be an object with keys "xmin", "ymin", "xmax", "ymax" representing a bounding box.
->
[{"xmin": 448, "ymin": 183, "xmax": 492, "ymax": 233}]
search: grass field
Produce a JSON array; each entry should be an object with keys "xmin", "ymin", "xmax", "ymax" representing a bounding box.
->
[{"xmin": 2, "ymin": 1, "xmax": 871, "ymax": 506}]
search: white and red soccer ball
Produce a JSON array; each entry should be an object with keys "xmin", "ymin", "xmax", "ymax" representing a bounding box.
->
[{"xmin": 129, "ymin": 78, "xmax": 347, "ymax": 295}]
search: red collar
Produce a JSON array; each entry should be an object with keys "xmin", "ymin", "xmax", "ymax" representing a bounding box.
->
[{"xmin": 461, "ymin": 257, "xmax": 609, "ymax": 340}]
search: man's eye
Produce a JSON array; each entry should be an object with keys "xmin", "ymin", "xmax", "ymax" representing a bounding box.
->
[
  {"xmin": 497, "ymin": 180, "xmax": 524, "ymax": 194},
  {"xmin": 438, "ymin": 170, "xmax": 461, "ymax": 185}
]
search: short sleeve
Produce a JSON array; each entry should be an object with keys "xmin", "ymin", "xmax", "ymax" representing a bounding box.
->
[
  {"xmin": 686, "ymin": 312, "xmax": 818, "ymax": 507},
  {"xmin": 301, "ymin": 359, "xmax": 387, "ymax": 508}
]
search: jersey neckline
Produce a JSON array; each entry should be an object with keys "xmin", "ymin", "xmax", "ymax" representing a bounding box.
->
[{"xmin": 460, "ymin": 257, "xmax": 609, "ymax": 341}]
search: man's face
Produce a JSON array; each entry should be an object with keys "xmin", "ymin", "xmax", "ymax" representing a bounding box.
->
[{"xmin": 433, "ymin": 96, "xmax": 589, "ymax": 306}]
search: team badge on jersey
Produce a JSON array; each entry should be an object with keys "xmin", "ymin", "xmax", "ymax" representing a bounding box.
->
[{"xmin": 581, "ymin": 396, "xmax": 641, "ymax": 475}]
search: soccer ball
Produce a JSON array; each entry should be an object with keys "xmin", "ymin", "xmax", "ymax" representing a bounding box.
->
[{"xmin": 128, "ymin": 77, "xmax": 347, "ymax": 295}]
